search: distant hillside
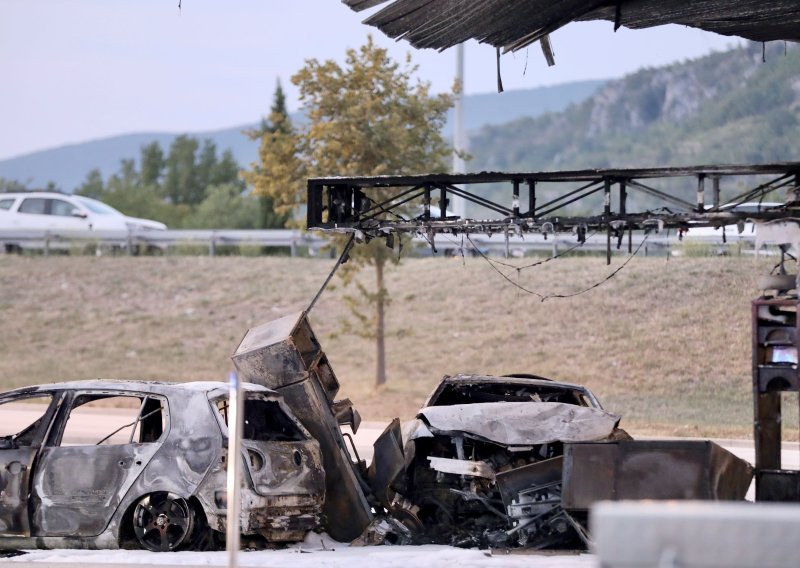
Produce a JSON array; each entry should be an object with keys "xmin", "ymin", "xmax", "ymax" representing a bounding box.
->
[
  {"xmin": 0, "ymin": 80, "xmax": 604, "ymax": 192},
  {"xmin": 470, "ymin": 43, "xmax": 800, "ymax": 172},
  {"xmin": 465, "ymin": 43, "xmax": 800, "ymax": 213}
]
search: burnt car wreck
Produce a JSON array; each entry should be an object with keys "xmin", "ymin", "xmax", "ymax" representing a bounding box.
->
[
  {"xmin": 0, "ymin": 313, "xmax": 755, "ymax": 552},
  {"xmin": 365, "ymin": 374, "xmax": 626, "ymax": 549},
  {"xmin": 231, "ymin": 314, "xmax": 755, "ymax": 551},
  {"xmin": 361, "ymin": 374, "xmax": 753, "ymax": 549},
  {"xmin": 0, "ymin": 380, "xmax": 324, "ymax": 551}
]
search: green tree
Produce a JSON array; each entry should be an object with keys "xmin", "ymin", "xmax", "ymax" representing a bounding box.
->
[
  {"xmin": 252, "ymin": 38, "xmax": 455, "ymax": 386},
  {"xmin": 181, "ymin": 183, "xmax": 261, "ymax": 229},
  {"xmin": 243, "ymin": 79, "xmax": 298, "ymax": 229},
  {"xmin": 140, "ymin": 141, "xmax": 165, "ymax": 187},
  {"xmin": 195, "ymin": 139, "xmax": 218, "ymax": 192},
  {"xmin": 76, "ymin": 169, "xmax": 104, "ymax": 198},
  {"xmin": 163, "ymin": 135, "xmax": 200, "ymax": 205},
  {"xmin": 212, "ymin": 149, "xmax": 243, "ymax": 188}
]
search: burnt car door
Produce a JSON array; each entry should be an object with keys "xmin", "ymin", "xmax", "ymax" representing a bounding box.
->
[
  {"xmin": 0, "ymin": 392, "xmax": 59, "ymax": 537},
  {"xmin": 31, "ymin": 391, "xmax": 168, "ymax": 536}
]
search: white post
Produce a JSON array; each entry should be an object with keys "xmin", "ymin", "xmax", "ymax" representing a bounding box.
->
[
  {"xmin": 226, "ymin": 371, "xmax": 244, "ymax": 568},
  {"xmin": 452, "ymin": 43, "xmax": 467, "ymax": 219}
]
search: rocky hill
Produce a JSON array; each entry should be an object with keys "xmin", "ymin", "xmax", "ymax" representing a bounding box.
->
[{"xmin": 471, "ymin": 43, "xmax": 800, "ymax": 172}]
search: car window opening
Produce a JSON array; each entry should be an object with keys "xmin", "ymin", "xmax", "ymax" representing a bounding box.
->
[
  {"xmin": 59, "ymin": 394, "xmax": 166, "ymax": 446},
  {"xmin": 0, "ymin": 394, "xmax": 54, "ymax": 448},
  {"xmin": 432, "ymin": 384, "xmax": 589, "ymax": 407},
  {"xmin": 216, "ymin": 398, "xmax": 304, "ymax": 442}
]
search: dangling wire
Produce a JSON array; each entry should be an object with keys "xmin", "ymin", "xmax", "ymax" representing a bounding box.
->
[
  {"xmin": 306, "ymin": 233, "xmax": 356, "ymax": 314},
  {"xmin": 466, "ymin": 233, "xmax": 649, "ymax": 302}
]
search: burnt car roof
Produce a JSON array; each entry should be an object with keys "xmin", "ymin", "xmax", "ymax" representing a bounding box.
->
[
  {"xmin": 423, "ymin": 373, "xmax": 601, "ymax": 408},
  {"xmin": 437, "ymin": 373, "xmax": 592, "ymax": 391},
  {"xmin": 0, "ymin": 379, "xmax": 277, "ymax": 399}
]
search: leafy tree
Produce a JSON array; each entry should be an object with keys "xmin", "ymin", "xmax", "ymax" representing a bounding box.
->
[
  {"xmin": 117, "ymin": 158, "xmax": 138, "ymax": 186},
  {"xmin": 102, "ymin": 177, "xmax": 187, "ymax": 227},
  {"xmin": 163, "ymin": 135, "xmax": 200, "ymax": 205},
  {"xmin": 140, "ymin": 142, "xmax": 165, "ymax": 187},
  {"xmin": 249, "ymin": 38, "xmax": 455, "ymax": 386},
  {"xmin": 212, "ymin": 149, "xmax": 243, "ymax": 189},
  {"xmin": 76, "ymin": 169, "xmax": 104, "ymax": 198},
  {"xmin": 75, "ymin": 134, "xmax": 252, "ymax": 231},
  {"xmin": 181, "ymin": 183, "xmax": 261, "ymax": 229},
  {"xmin": 195, "ymin": 139, "xmax": 219, "ymax": 192}
]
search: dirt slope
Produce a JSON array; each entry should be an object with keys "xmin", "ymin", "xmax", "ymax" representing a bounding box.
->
[{"xmin": 0, "ymin": 253, "xmax": 787, "ymax": 438}]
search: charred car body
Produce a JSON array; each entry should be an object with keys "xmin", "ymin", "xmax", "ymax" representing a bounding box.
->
[
  {"xmin": 365, "ymin": 374, "xmax": 627, "ymax": 548},
  {"xmin": 229, "ymin": 314, "xmax": 754, "ymax": 550},
  {"xmin": 364, "ymin": 374, "xmax": 754, "ymax": 549},
  {"xmin": 0, "ymin": 380, "xmax": 324, "ymax": 551},
  {"xmin": 0, "ymin": 313, "xmax": 756, "ymax": 552}
]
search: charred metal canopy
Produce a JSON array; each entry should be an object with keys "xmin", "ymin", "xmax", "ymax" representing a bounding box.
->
[
  {"xmin": 306, "ymin": 163, "xmax": 800, "ymax": 238},
  {"xmin": 343, "ymin": 0, "xmax": 800, "ymax": 52}
]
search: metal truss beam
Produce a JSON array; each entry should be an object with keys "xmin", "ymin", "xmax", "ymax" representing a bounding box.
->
[{"xmin": 307, "ymin": 163, "xmax": 800, "ymax": 240}]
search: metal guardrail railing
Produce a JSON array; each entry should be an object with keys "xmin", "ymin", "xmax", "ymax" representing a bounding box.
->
[
  {"xmin": 0, "ymin": 227, "xmax": 757, "ymax": 257},
  {"xmin": 0, "ymin": 228, "xmax": 329, "ymax": 257}
]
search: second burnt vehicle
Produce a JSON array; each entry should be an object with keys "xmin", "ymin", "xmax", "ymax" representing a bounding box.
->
[
  {"xmin": 363, "ymin": 373, "xmax": 752, "ymax": 549},
  {"xmin": 365, "ymin": 373, "xmax": 626, "ymax": 548},
  {"xmin": 0, "ymin": 380, "xmax": 324, "ymax": 552}
]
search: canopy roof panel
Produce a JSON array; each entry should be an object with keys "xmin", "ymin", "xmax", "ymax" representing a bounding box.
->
[{"xmin": 343, "ymin": 0, "xmax": 800, "ymax": 52}]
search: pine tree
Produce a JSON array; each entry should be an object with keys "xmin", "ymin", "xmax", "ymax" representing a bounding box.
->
[{"xmin": 243, "ymin": 79, "xmax": 297, "ymax": 228}]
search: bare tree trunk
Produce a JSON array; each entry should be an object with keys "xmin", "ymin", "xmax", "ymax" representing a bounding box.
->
[{"xmin": 375, "ymin": 257, "xmax": 387, "ymax": 386}]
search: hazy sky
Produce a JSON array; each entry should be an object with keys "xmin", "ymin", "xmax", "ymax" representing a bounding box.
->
[{"xmin": 0, "ymin": 0, "xmax": 741, "ymax": 160}]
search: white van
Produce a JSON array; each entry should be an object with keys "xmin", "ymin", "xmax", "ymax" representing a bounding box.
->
[{"xmin": 0, "ymin": 192, "xmax": 166, "ymax": 252}]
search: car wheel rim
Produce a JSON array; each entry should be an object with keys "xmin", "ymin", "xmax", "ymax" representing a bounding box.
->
[{"xmin": 132, "ymin": 492, "xmax": 194, "ymax": 552}]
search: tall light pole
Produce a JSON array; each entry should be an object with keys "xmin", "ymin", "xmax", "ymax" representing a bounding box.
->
[{"xmin": 452, "ymin": 43, "xmax": 467, "ymax": 219}]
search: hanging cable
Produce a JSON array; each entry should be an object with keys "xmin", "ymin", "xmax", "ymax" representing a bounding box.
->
[
  {"xmin": 306, "ymin": 233, "xmax": 356, "ymax": 314},
  {"xmin": 466, "ymin": 233, "xmax": 649, "ymax": 302},
  {"xmin": 479, "ymin": 231, "xmax": 598, "ymax": 272}
]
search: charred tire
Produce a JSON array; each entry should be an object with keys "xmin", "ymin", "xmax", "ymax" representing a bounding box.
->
[{"xmin": 132, "ymin": 492, "xmax": 197, "ymax": 552}]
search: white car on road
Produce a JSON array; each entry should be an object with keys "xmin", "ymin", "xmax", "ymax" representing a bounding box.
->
[{"xmin": 0, "ymin": 192, "xmax": 166, "ymax": 252}]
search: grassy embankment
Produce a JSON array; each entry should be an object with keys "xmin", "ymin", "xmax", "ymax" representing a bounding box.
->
[{"xmin": 0, "ymin": 252, "xmax": 794, "ymax": 439}]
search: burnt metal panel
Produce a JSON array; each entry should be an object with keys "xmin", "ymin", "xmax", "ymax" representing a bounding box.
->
[
  {"xmin": 232, "ymin": 312, "xmax": 339, "ymax": 402},
  {"xmin": 343, "ymin": 0, "xmax": 800, "ymax": 49},
  {"xmin": 757, "ymin": 470, "xmax": 800, "ymax": 502},
  {"xmin": 367, "ymin": 418, "xmax": 404, "ymax": 510},
  {"xmin": 232, "ymin": 312, "xmax": 372, "ymax": 541},
  {"xmin": 32, "ymin": 444, "xmax": 160, "ymax": 537},
  {"xmin": 0, "ymin": 447, "xmax": 38, "ymax": 537},
  {"xmin": 495, "ymin": 455, "xmax": 563, "ymax": 509},
  {"xmin": 562, "ymin": 440, "xmax": 753, "ymax": 510}
]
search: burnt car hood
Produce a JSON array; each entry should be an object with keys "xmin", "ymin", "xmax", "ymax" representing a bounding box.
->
[{"xmin": 416, "ymin": 401, "xmax": 621, "ymax": 446}]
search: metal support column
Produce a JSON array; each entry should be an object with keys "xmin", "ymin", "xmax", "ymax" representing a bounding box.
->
[
  {"xmin": 605, "ymin": 178, "xmax": 612, "ymax": 265},
  {"xmin": 697, "ymin": 174, "xmax": 706, "ymax": 213},
  {"xmin": 527, "ymin": 180, "xmax": 536, "ymax": 219}
]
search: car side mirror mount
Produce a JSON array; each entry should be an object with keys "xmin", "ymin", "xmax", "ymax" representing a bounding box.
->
[{"xmin": 72, "ymin": 211, "xmax": 88, "ymax": 219}]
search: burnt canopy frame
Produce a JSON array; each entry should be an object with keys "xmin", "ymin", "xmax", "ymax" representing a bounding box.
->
[
  {"xmin": 342, "ymin": 0, "xmax": 800, "ymax": 51},
  {"xmin": 306, "ymin": 163, "xmax": 800, "ymax": 238}
]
